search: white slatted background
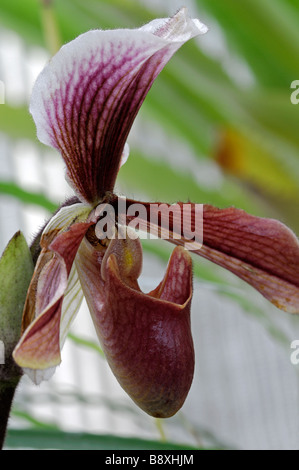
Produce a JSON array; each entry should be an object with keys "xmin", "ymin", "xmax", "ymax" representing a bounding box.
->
[{"xmin": 1, "ymin": 5, "xmax": 299, "ymax": 449}]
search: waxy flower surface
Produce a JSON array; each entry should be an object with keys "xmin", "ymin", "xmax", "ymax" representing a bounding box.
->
[{"xmin": 13, "ymin": 8, "xmax": 299, "ymax": 418}]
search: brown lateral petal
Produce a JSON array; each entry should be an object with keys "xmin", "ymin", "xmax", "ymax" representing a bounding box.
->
[
  {"xmin": 20, "ymin": 247, "xmax": 54, "ymax": 333},
  {"xmin": 124, "ymin": 199, "xmax": 299, "ymax": 313},
  {"xmin": 76, "ymin": 237, "xmax": 194, "ymax": 418},
  {"xmin": 13, "ymin": 221, "xmax": 93, "ymax": 371},
  {"xmin": 13, "ymin": 256, "xmax": 66, "ymax": 369}
]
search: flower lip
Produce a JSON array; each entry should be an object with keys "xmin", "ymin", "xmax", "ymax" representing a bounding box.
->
[
  {"xmin": 102, "ymin": 244, "xmax": 194, "ymax": 418},
  {"xmin": 75, "ymin": 236, "xmax": 194, "ymax": 418},
  {"xmin": 106, "ymin": 248, "xmax": 193, "ymax": 309}
]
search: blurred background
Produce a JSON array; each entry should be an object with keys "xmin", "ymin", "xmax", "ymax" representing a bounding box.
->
[{"xmin": 0, "ymin": 0, "xmax": 299, "ymax": 450}]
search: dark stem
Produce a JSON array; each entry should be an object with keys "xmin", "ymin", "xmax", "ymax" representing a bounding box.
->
[
  {"xmin": 0, "ymin": 358, "xmax": 22, "ymax": 450},
  {"xmin": 0, "ymin": 381, "xmax": 20, "ymax": 449}
]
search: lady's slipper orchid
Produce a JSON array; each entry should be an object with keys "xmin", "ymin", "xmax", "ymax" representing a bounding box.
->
[{"xmin": 12, "ymin": 8, "xmax": 299, "ymax": 418}]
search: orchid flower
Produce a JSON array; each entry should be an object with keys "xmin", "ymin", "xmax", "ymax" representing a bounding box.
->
[{"xmin": 12, "ymin": 8, "xmax": 299, "ymax": 419}]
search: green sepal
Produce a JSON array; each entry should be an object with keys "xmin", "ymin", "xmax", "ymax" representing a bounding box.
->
[{"xmin": 0, "ymin": 231, "xmax": 34, "ymax": 377}]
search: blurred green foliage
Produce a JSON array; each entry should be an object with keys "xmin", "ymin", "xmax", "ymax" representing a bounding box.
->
[{"xmin": 0, "ymin": 0, "xmax": 298, "ymax": 228}]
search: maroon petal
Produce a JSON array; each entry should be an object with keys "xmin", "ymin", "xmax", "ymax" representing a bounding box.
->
[
  {"xmin": 30, "ymin": 9, "xmax": 207, "ymax": 204},
  {"xmin": 124, "ymin": 199, "xmax": 299, "ymax": 313},
  {"xmin": 76, "ymin": 234, "xmax": 194, "ymax": 418}
]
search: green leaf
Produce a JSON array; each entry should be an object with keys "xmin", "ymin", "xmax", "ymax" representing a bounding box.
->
[
  {"xmin": 118, "ymin": 149, "xmax": 268, "ymax": 215},
  {"xmin": 0, "ymin": 181, "xmax": 58, "ymax": 212},
  {"xmin": 0, "ymin": 232, "xmax": 33, "ymax": 449},
  {"xmin": 5, "ymin": 429, "xmax": 200, "ymax": 450},
  {"xmin": 0, "ymin": 0, "xmax": 43, "ymax": 45},
  {"xmin": 239, "ymin": 91, "xmax": 299, "ymax": 186},
  {"xmin": 11, "ymin": 409, "xmax": 59, "ymax": 430},
  {"xmin": 0, "ymin": 0, "xmax": 154, "ymax": 48},
  {"xmin": 0, "ymin": 231, "xmax": 33, "ymax": 358},
  {"xmin": 0, "ymin": 105, "xmax": 36, "ymax": 141},
  {"xmin": 68, "ymin": 332, "xmax": 105, "ymax": 358},
  {"xmin": 197, "ymin": 0, "xmax": 299, "ymax": 86}
]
